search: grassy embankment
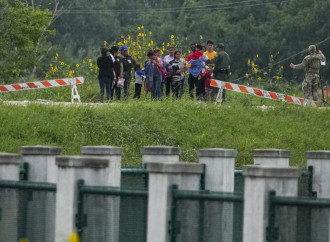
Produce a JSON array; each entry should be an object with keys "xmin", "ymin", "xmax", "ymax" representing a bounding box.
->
[{"xmin": 0, "ymin": 84, "xmax": 329, "ymax": 167}]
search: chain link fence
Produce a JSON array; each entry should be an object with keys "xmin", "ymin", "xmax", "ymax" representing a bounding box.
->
[
  {"xmin": 77, "ymin": 182, "xmax": 148, "ymax": 242},
  {"xmin": 0, "ymin": 181, "xmax": 56, "ymax": 242}
]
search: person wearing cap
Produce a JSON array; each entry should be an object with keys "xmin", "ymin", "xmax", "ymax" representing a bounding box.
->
[
  {"xmin": 290, "ymin": 45, "xmax": 325, "ymax": 104},
  {"xmin": 211, "ymin": 43, "xmax": 230, "ymax": 102},
  {"xmin": 121, "ymin": 45, "xmax": 136, "ymax": 100}
]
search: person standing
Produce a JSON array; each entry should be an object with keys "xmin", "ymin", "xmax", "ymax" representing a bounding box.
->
[
  {"xmin": 169, "ymin": 50, "xmax": 187, "ymax": 99},
  {"xmin": 187, "ymin": 44, "xmax": 208, "ymax": 101},
  {"xmin": 290, "ymin": 45, "xmax": 325, "ymax": 104},
  {"xmin": 144, "ymin": 50, "xmax": 163, "ymax": 100},
  {"xmin": 186, "ymin": 43, "xmax": 197, "ymax": 99},
  {"xmin": 204, "ymin": 40, "xmax": 217, "ymax": 63},
  {"xmin": 110, "ymin": 46, "xmax": 123, "ymax": 100},
  {"xmin": 97, "ymin": 47, "xmax": 114, "ymax": 102},
  {"xmin": 204, "ymin": 41, "xmax": 217, "ymax": 101},
  {"xmin": 134, "ymin": 64, "xmax": 144, "ymax": 99},
  {"xmin": 164, "ymin": 46, "xmax": 175, "ymax": 97},
  {"xmin": 212, "ymin": 43, "xmax": 230, "ymax": 102},
  {"xmin": 154, "ymin": 49, "xmax": 166, "ymax": 81},
  {"xmin": 204, "ymin": 65, "xmax": 213, "ymax": 102},
  {"xmin": 121, "ymin": 45, "xmax": 136, "ymax": 100}
]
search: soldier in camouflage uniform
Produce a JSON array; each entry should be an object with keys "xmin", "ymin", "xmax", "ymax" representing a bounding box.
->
[
  {"xmin": 290, "ymin": 45, "xmax": 325, "ymax": 102},
  {"xmin": 211, "ymin": 43, "xmax": 231, "ymax": 102}
]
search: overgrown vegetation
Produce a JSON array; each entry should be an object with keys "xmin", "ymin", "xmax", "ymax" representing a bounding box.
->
[{"xmin": 0, "ymin": 93, "xmax": 329, "ymax": 167}]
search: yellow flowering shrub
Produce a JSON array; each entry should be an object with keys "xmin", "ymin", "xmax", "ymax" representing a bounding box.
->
[{"xmin": 45, "ymin": 26, "xmax": 192, "ymax": 83}]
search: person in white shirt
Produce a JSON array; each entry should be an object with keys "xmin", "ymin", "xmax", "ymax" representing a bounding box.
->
[{"xmin": 163, "ymin": 46, "xmax": 175, "ymax": 97}]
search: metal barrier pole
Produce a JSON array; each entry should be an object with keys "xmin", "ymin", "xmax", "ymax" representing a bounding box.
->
[
  {"xmin": 170, "ymin": 185, "xmax": 179, "ymax": 242},
  {"xmin": 266, "ymin": 191, "xmax": 277, "ymax": 242}
]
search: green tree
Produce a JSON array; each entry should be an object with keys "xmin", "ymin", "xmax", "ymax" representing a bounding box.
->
[{"xmin": 0, "ymin": 0, "xmax": 54, "ymax": 83}]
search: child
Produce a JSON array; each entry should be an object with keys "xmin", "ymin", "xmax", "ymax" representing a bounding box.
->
[
  {"xmin": 134, "ymin": 64, "xmax": 144, "ymax": 99},
  {"xmin": 188, "ymin": 44, "xmax": 208, "ymax": 78},
  {"xmin": 204, "ymin": 65, "xmax": 213, "ymax": 102}
]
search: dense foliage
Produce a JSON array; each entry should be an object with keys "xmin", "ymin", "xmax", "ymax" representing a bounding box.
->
[
  {"xmin": 49, "ymin": 0, "xmax": 330, "ymax": 81},
  {"xmin": 0, "ymin": 0, "xmax": 54, "ymax": 82},
  {"xmin": 1, "ymin": 0, "xmax": 329, "ymax": 85}
]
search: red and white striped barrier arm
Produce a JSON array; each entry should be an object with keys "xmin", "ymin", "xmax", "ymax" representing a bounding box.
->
[
  {"xmin": 0, "ymin": 77, "xmax": 84, "ymax": 93},
  {"xmin": 210, "ymin": 79, "xmax": 319, "ymax": 107}
]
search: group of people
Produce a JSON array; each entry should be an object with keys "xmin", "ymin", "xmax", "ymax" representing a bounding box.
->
[
  {"xmin": 97, "ymin": 45, "xmax": 136, "ymax": 101},
  {"xmin": 97, "ymin": 40, "xmax": 231, "ymax": 102}
]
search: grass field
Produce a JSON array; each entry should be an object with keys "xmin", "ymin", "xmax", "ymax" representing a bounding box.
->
[{"xmin": 0, "ymin": 82, "xmax": 329, "ymax": 167}]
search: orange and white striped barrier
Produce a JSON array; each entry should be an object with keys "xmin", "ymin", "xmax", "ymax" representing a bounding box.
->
[
  {"xmin": 0, "ymin": 77, "xmax": 84, "ymax": 92},
  {"xmin": 0, "ymin": 77, "xmax": 84, "ymax": 103},
  {"xmin": 210, "ymin": 79, "xmax": 319, "ymax": 107}
]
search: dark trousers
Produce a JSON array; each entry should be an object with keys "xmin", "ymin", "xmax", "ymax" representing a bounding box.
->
[
  {"xmin": 134, "ymin": 83, "xmax": 142, "ymax": 99},
  {"xmin": 213, "ymin": 73, "xmax": 228, "ymax": 102},
  {"xmin": 98, "ymin": 76, "xmax": 112, "ymax": 102},
  {"xmin": 164, "ymin": 76, "xmax": 172, "ymax": 97},
  {"xmin": 123, "ymin": 72, "xmax": 131, "ymax": 99},
  {"xmin": 113, "ymin": 86, "xmax": 121, "ymax": 100},
  {"xmin": 172, "ymin": 79, "xmax": 183, "ymax": 99},
  {"xmin": 188, "ymin": 74, "xmax": 205, "ymax": 100},
  {"xmin": 210, "ymin": 87, "xmax": 226, "ymax": 102},
  {"xmin": 196, "ymin": 76, "xmax": 206, "ymax": 101},
  {"xmin": 110, "ymin": 81, "xmax": 121, "ymax": 100},
  {"xmin": 188, "ymin": 74, "xmax": 198, "ymax": 99}
]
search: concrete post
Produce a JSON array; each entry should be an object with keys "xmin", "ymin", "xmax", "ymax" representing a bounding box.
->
[
  {"xmin": 80, "ymin": 146, "xmax": 123, "ymax": 242},
  {"xmin": 0, "ymin": 153, "xmax": 21, "ymax": 241},
  {"xmin": 306, "ymin": 151, "xmax": 330, "ymax": 242},
  {"xmin": 20, "ymin": 145, "xmax": 62, "ymax": 183},
  {"xmin": 198, "ymin": 148, "xmax": 238, "ymax": 242},
  {"xmin": 55, "ymin": 156, "xmax": 108, "ymax": 242},
  {"xmin": 141, "ymin": 146, "xmax": 181, "ymax": 164},
  {"xmin": 81, "ymin": 146, "xmax": 123, "ymax": 186},
  {"xmin": 198, "ymin": 148, "xmax": 237, "ymax": 191},
  {"xmin": 253, "ymin": 149, "xmax": 291, "ymax": 167},
  {"xmin": 0, "ymin": 152, "xmax": 21, "ymax": 180},
  {"xmin": 243, "ymin": 166, "xmax": 300, "ymax": 242},
  {"xmin": 146, "ymin": 162, "xmax": 203, "ymax": 242},
  {"xmin": 20, "ymin": 146, "xmax": 62, "ymax": 241}
]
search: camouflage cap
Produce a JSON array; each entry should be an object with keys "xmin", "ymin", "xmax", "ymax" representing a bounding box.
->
[
  {"xmin": 308, "ymin": 45, "xmax": 316, "ymax": 54},
  {"xmin": 216, "ymin": 43, "xmax": 225, "ymax": 49}
]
